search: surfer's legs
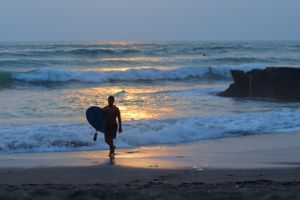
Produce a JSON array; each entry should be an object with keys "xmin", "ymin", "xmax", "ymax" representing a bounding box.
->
[
  {"xmin": 105, "ymin": 126, "xmax": 117, "ymax": 157},
  {"xmin": 105, "ymin": 133, "xmax": 115, "ymax": 156},
  {"xmin": 104, "ymin": 133, "xmax": 110, "ymax": 145}
]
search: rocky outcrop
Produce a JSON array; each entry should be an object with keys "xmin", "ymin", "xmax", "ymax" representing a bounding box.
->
[{"xmin": 219, "ymin": 67, "xmax": 300, "ymax": 100}]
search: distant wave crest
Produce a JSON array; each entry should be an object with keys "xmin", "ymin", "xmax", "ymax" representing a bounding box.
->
[
  {"xmin": 63, "ymin": 48, "xmax": 140, "ymax": 56},
  {"xmin": 0, "ymin": 48, "xmax": 140, "ymax": 58}
]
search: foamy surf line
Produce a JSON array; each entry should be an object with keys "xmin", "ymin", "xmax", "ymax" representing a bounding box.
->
[
  {"xmin": 0, "ymin": 64, "xmax": 267, "ymax": 84},
  {"xmin": 1, "ymin": 108, "xmax": 300, "ymax": 153}
]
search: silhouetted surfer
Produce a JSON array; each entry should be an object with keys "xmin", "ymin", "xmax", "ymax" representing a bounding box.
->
[{"xmin": 103, "ymin": 96, "xmax": 122, "ymax": 157}]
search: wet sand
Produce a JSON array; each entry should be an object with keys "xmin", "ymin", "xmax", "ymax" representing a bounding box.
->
[{"xmin": 1, "ymin": 131, "xmax": 300, "ymax": 199}]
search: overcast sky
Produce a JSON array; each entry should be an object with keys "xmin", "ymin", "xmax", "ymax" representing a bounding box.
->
[{"xmin": 0, "ymin": 0, "xmax": 299, "ymax": 41}]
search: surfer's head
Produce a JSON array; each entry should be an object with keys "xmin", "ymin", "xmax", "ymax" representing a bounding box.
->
[{"xmin": 108, "ymin": 95, "xmax": 115, "ymax": 106}]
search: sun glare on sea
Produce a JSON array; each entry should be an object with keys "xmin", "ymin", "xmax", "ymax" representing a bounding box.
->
[
  {"xmin": 66, "ymin": 86, "xmax": 177, "ymax": 121},
  {"xmin": 93, "ymin": 65, "xmax": 176, "ymax": 72},
  {"xmin": 101, "ymin": 57, "xmax": 161, "ymax": 62}
]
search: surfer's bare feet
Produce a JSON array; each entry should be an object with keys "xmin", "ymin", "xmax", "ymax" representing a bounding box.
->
[
  {"xmin": 111, "ymin": 146, "xmax": 116, "ymax": 155},
  {"xmin": 108, "ymin": 146, "xmax": 116, "ymax": 157},
  {"xmin": 109, "ymin": 153, "xmax": 115, "ymax": 158}
]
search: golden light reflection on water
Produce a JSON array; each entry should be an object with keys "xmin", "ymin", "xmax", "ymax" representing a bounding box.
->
[
  {"xmin": 64, "ymin": 83, "xmax": 220, "ymax": 121},
  {"xmin": 66, "ymin": 85, "xmax": 181, "ymax": 121},
  {"xmin": 107, "ymin": 41, "xmax": 132, "ymax": 46},
  {"xmin": 94, "ymin": 65, "xmax": 176, "ymax": 72},
  {"xmin": 101, "ymin": 57, "xmax": 161, "ymax": 62}
]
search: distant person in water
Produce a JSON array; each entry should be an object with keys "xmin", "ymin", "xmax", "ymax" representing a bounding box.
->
[{"xmin": 103, "ymin": 96, "xmax": 122, "ymax": 157}]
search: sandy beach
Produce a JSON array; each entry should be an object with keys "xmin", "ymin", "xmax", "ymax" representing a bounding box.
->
[{"xmin": 1, "ymin": 131, "xmax": 300, "ymax": 199}]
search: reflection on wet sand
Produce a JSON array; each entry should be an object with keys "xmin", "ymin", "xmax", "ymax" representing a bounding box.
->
[
  {"xmin": 109, "ymin": 156, "xmax": 115, "ymax": 165},
  {"xmin": 97, "ymin": 146, "xmax": 196, "ymax": 169}
]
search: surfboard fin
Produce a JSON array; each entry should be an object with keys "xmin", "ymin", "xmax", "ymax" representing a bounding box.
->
[{"xmin": 93, "ymin": 131, "xmax": 98, "ymax": 141}]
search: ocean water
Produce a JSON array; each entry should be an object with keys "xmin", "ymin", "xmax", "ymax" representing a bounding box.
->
[{"xmin": 1, "ymin": 41, "xmax": 300, "ymax": 153}]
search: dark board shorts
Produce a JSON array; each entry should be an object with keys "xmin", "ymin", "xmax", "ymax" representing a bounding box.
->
[{"xmin": 105, "ymin": 124, "xmax": 118, "ymax": 139}]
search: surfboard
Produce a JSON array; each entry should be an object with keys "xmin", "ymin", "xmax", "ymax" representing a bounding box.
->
[{"xmin": 86, "ymin": 106, "xmax": 107, "ymax": 133}]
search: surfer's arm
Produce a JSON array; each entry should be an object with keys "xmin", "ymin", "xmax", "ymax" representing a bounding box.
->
[{"xmin": 117, "ymin": 108, "xmax": 122, "ymax": 133}]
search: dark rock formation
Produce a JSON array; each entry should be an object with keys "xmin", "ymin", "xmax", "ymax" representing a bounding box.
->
[{"xmin": 219, "ymin": 67, "xmax": 300, "ymax": 100}]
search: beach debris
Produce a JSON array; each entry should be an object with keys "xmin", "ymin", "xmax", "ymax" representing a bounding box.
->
[
  {"xmin": 176, "ymin": 156, "xmax": 184, "ymax": 158},
  {"xmin": 149, "ymin": 165, "xmax": 159, "ymax": 168},
  {"xmin": 192, "ymin": 166, "xmax": 203, "ymax": 171},
  {"xmin": 126, "ymin": 150, "xmax": 139, "ymax": 154}
]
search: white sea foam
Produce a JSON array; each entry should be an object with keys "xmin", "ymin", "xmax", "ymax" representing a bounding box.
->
[
  {"xmin": 1, "ymin": 108, "xmax": 300, "ymax": 153},
  {"xmin": 12, "ymin": 64, "xmax": 266, "ymax": 83}
]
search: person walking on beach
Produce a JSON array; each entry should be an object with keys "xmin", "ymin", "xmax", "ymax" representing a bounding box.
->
[{"xmin": 103, "ymin": 96, "xmax": 122, "ymax": 157}]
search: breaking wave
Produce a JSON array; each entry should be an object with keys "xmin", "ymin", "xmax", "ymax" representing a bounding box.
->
[
  {"xmin": 0, "ymin": 108, "xmax": 300, "ymax": 153},
  {"xmin": 1, "ymin": 64, "xmax": 267, "ymax": 84}
]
